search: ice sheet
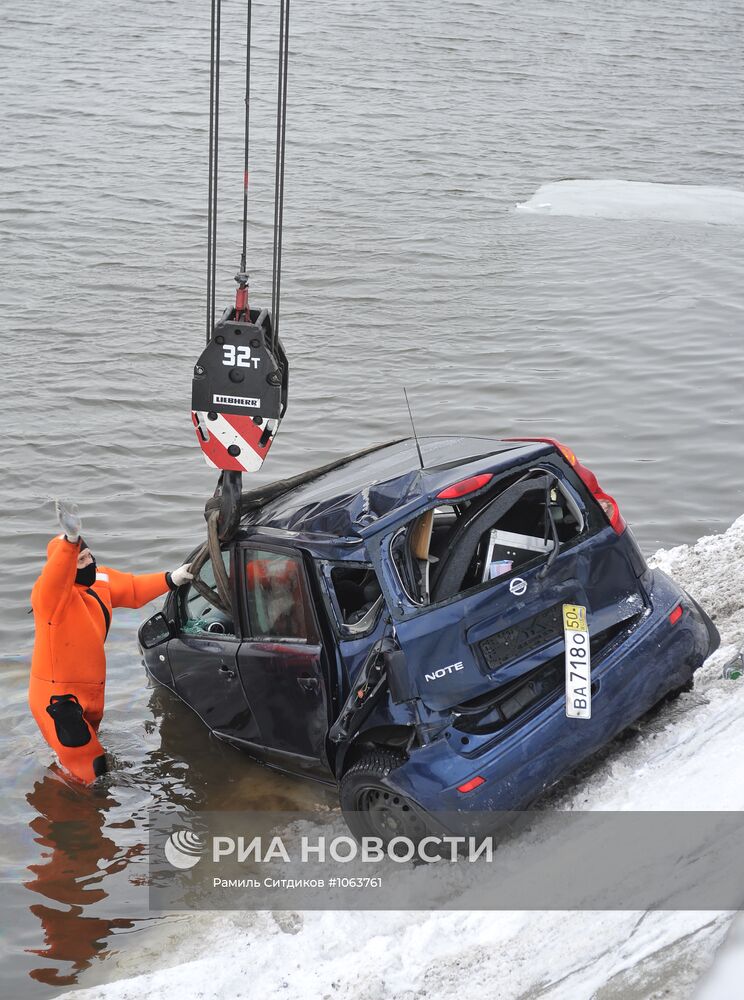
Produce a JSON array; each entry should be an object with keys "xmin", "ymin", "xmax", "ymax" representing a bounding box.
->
[{"xmin": 515, "ymin": 180, "xmax": 744, "ymax": 226}]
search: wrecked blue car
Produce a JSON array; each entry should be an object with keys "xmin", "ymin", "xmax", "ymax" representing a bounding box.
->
[{"xmin": 139, "ymin": 437, "xmax": 719, "ymax": 838}]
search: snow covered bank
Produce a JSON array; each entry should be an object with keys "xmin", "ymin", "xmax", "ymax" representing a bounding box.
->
[
  {"xmin": 62, "ymin": 517, "xmax": 744, "ymax": 1000},
  {"xmin": 515, "ymin": 180, "xmax": 744, "ymax": 226}
]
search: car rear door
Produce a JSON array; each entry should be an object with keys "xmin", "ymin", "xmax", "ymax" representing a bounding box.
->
[{"xmin": 235, "ymin": 544, "xmax": 332, "ymax": 776}]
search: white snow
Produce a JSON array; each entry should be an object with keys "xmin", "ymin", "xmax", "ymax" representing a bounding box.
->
[
  {"xmin": 62, "ymin": 516, "xmax": 744, "ymax": 1000},
  {"xmin": 515, "ymin": 179, "xmax": 744, "ymax": 226}
]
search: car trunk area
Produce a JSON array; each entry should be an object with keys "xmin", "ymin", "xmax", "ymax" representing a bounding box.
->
[{"xmin": 366, "ymin": 455, "xmax": 649, "ymax": 716}]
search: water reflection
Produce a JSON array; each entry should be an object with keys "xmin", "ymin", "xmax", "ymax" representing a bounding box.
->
[
  {"xmin": 20, "ymin": 684, "xmax": 334, "ymax": 990},
  {"xmin": 24, "ymin": 769, "xmax": 143, "ymax": 988},
  {"xmin": 145, "ymin": 685, "xmax": 338, "ymax": 813}
]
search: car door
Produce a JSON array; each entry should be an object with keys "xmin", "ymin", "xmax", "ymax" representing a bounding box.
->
[
  {"xmin": 236, "ymin": 544, "xmax": 331, "ymax": 776},
  {"xmin": 167, "ymin": 548, "xmax": 261, "ymax": 743}
]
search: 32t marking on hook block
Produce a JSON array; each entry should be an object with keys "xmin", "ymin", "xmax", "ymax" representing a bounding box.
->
[{"xmin": 222, "ymin": 345, "xmax": 259, "ymax": 368}]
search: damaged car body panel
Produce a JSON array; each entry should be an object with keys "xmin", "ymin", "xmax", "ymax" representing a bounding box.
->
[
  {"xmin": 139, "ymin": 436, "xmax": 720, "ymax": 832},
  {"xmin": 363, "ymin": 459, "xmax": 648, "ymax": 712}
]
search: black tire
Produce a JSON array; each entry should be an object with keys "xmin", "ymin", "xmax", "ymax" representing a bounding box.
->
[
  {"xmin": 340, "ymin": 750, "xmax": 430, "ymax": 845},
  {"xmin": 665, "ymin": 676, "xmax": 695, "ymax": 702}
]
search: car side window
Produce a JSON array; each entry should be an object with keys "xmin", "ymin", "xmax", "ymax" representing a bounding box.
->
[
  {"xmin": 181, "ymin": 553, "xmax": 236, "ymax": 637},
  {"xmin": 329, "ymin": 564, "xmax": 383, "ymax": 635},
  {"xmin": 244, "ymin": 549, "xmax": 318, "ymax": 643}
]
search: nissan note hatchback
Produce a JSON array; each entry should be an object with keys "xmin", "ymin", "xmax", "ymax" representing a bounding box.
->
[{"xmin": 139, "ymin": 437, "xmax": 719, "ymax": 838}]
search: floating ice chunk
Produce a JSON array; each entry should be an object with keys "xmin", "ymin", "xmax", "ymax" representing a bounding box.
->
[{"xmin": 515, "ymin": 179, "xmax": 744, "ymax": 226}]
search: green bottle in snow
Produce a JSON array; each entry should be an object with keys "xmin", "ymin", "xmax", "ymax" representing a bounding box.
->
[{"xmin": 723, "ymin": 654, "xmax": 744, "ymax": 680}]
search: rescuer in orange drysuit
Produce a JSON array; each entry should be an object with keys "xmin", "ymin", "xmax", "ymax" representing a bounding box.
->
[{"xmin": 29, "ymin": 500, "xmax": 193, "ymax": 783}]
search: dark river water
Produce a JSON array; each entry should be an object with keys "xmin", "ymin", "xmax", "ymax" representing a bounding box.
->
[{"xmin": 1, "ymin": 0, "xmax": 743, "ymax": 995}]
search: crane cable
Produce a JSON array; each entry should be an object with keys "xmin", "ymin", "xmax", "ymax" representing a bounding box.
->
[
  {"xmin": 205, "ymin": 0, "xmax": 222, "ymax": 343},
  {"xmin": 239, "ymin": 0, "xmax": 252, "ymax": 275},
  {"xmin": 270, "ymin": 0, "xmax": 291, "ymax": 354},
  {"xmin": 205, "ymin": 0, "xmax": 290, "ymax": 348}
]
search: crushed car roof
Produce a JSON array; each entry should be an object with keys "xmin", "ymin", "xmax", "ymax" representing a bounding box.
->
[{"xmin": 239, "ymin": 436, "xmax": 554, "ymax": 540}]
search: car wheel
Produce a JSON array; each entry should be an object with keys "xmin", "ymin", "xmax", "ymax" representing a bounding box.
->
[
  {"xmin": 665, "ymin": 676, "xmax": 695, "ymax": 702},
  {"xmin": 340, "ymin": 750, "xmax": 430, "ymax": 844}
]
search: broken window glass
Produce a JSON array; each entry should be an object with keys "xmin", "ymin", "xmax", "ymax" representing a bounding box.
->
[
  {"xmin": 181, "ymin": 552, "xmax": 236, "ymax": 636},
  {"xmin": 330, "ymin": 565, "xmax": 383, "ymax": 633}
]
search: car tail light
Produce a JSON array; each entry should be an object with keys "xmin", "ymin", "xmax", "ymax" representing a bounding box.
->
[
  {"xmin": 456, "ymin": 775, "xmax": 486, "ymax": 794},
  {"xmin": 504, "ymin": 436, "xmax": 626, "ymax": 535},
  {"xmin": 591, "ymin": 489, "xmax": 626, "ymax": 534},
  {"xmin": 669, "ymin": 604, "xmax": 683, "ymax": 625},
  {"xmin": 437, "ymin": 473, "xmax": 493, "ymax": 501}
]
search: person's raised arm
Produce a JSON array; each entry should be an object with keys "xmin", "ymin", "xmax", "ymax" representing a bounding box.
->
[{"xmin": 31, "ymin": 501, "xmax": 82, "ymax": 624}]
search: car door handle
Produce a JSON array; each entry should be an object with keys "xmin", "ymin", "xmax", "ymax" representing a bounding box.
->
[
  {"xmin": 297, "ymin": 674, "xmax": 319, "ymax": 693},
  {"xmin": 219, "ymin": 663, "xmax": 236, "ymax": 679}
]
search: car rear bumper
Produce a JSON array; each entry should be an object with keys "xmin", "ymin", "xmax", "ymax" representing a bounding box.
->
[{"xmin": 384, "ymin": 569, "xmax": 719, "ymax": 820}]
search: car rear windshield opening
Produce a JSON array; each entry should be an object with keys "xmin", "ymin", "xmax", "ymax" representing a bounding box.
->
[{"xmin": 392, "ymin": 469, "xmax": 585, "ymax": 607}]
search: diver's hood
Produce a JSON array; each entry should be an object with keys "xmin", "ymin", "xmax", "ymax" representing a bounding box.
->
[
  {"xmin": 75, "ymin": 536, "xmax": 96, "ymax": 587},
  {"xmin": 46, "ymin": 535, "xmax": 97, "ymax": 588}
]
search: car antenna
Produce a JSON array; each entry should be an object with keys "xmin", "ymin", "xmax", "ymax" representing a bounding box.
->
[{"xmin": 403, "ymin": 387, "xmax": 425, "ymax": 469}]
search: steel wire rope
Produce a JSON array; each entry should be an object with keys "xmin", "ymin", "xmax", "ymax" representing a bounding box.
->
[
  {"xmin": 270, "ymin": 0, "xmax": 290, "ymax": 353},
  {"xmin": 240, "ymin": 1, "xmax": 253, "ymax": 274},
  {"xmin": 206, "ymin": 0, "xmax": 222, "ymax": 342}
]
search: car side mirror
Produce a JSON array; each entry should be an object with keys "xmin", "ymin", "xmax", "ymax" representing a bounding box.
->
[{"xmin": 140, "ymin": 612, "xmax": 175, "ymax": 649}]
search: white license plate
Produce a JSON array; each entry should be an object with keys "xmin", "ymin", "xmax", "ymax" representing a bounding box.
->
[{"xmin": 563, "ymin": 604, "xmax": 591, "ymax": 719}]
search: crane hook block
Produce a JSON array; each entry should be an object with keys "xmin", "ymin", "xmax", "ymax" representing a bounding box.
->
[{"xmin": 191, "ymin": 306, "xmax": 289, "ymax": 473}]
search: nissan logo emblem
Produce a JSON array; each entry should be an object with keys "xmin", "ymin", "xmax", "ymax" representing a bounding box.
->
[{"xmin": 509, "ymin": 577, "xmax": 527, "ymax": 596}]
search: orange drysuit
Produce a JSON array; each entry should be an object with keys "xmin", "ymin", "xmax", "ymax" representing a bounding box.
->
[{"xmin": 29, "ymin": 535, "xmax": 170, "ymax": 783}]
